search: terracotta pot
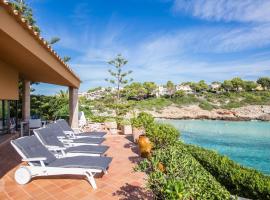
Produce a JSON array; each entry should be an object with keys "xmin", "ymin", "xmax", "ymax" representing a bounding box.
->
[
  {"xmin": 138, "ymin": 135, "xmax": 152, "ymax": 158},
  {"xmin": 132, "ymin": 127, "xmax": 144, "ymax": 143},
  {"xmin": 122, "ymin": 125, "xmax": 132, "ymax": 135}
]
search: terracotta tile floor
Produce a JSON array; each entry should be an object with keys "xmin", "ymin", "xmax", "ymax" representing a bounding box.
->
[{"xmin": 0, "ymin": 134, "xmax": 153, "ymax": 200}]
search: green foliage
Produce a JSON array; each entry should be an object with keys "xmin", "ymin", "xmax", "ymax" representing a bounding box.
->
[
  {"xmin": 172, "ymin": 94, "xmax": 200, "ymax": 106},
  {"xmin": 146, "ymin": 123, "xmax": 180, "ymax": 149},
  {"xmin": 137, "ymin": 143, "xmax": 231, "ymax": 199},
  {"xmin": 49, "ymin": 37, "xmax": 60, "ymax": 45},
  {"xmin": 105, "ymin": 54, "xmax": 133, "ymax": 100},
  {"xmin": 122, "ymin": 82, "xmax": 147, "ymax": 100},
  {"xmin": 257, "ymin": 77, "xmax": 270, "ymax": 90},
  {"xmin": 192, "ymin": 80, "xmax": 209, "ymax": 93},
  {"xmin": 11, "ymin": 0, "xmax": 40, "ymax": 33},
  {"xmin": 244, "ymin": 81, "xmax": 258, "ymax": 91},
  {"xmin": 166, "ymin": 81, "xmax": 175, "ymax": 97},
  {"xmin": 135, "ymin": 97, "xmax": 172, "ymax": 111},
  {"xmin": 222, "ymin": 80, "xmax": 234, "ymax": 91},
  {"xmin": 63, "ymin": 56, "xmax": 71, "ymax": 62},
  {"xmin": 88, "ymin": 115, "xmax": 107, "ymax": 123},
  {"xmin": 119, "ymin": 119, "xmax": 131, "ymax": 126},
  {"xmin": 185, "ymin": 144, "xmax": 270, "ymax": 199},
  {"xmin": 130, "ymin": 117, "xmax": 143, "ymax": 128},
  {"xmin": 143, "ymin": 82, "xmax": 157, "ymax": 97},
  {"xmin": 87, "ymin": 87, "xmax": 102, "ymax": 93},
  {"xmin": 199, "ymin": 101, "xmax": 215, "ymax": 110},
  {"xmin": 173, "ymin": 90, "xmax": 185, "ymax": 98},
  {"xmin": 231, "ymin": 77, "xmax": 244, "ymax": 91},
  {"xmin": 104, "ymin": 117, "xmax": 116, "ymax": 122},
  {"xmin": 136, "ymin": 112, "xmax": 155, "ymax": 129},
  {"xmin": 131, "ymin": 112, "xmax": 154, "ymax": 129}
]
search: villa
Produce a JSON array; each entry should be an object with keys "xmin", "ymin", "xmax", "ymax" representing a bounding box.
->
[
  {"xmin": 155, "ymin": 85, "xmax": 169, "ymax": 97},
  {"xmin": 175, "ymin": 84, "xmax": 193, "ymax": 94},
  {"xmin": 0, "ymin": 1, "xmax": 150, "ymax": 199}
]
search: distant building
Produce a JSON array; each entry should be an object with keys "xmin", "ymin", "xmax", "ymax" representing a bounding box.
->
[
  {"xmin": 155, "ymin": 86, "xmax": 168, "ymax": 97},
  {"xmin": 176, "ymin": 84, "xmax": 193, "ymax": 94},
  {"xmin": 255, "ymin": 84, "xmax": 264, "ymax": 91},
  {"xmin": 79, "ymin": 87, "xmax": 124, "ymax": 100},
  {"xmin": 79, "ymin": 87, "xmax": 107, "ymax": 100},
  {"xmin": 210, "ymin": 82, "xmax": 221, "ymax": 91}
]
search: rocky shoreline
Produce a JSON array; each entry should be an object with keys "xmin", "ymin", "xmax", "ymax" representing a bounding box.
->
[{"xmin": 146, "ymin": 105, "xmax": 270, "ymax": 121}]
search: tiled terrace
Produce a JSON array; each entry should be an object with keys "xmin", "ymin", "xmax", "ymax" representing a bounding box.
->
[{"xmin": 0, "ymin": 134, "xmax": 153, "ymax": 200}]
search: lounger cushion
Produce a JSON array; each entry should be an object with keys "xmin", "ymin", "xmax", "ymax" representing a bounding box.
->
[
  {"xmin": 12, "ymin": 136, "xmax": 56, "ymax": 165},
  {"xmin": 34, "ymin": 126, "xmax": 65, "ymax": 147},
  {"xmin": 49, "ymin": 156, "xmax": 112, "ymax": 171},
  {"xmin": 57, "ymin": 119, "xmax": 74, "ymax": 132},
  {"xmin": 72, "ymin": 137, "xmax": 105, "ymax": 144},
  {"xmin": 66, "ymin": 145, "xmax": 109, "ymax": 154},
  {"xmin": 77, "ymin": 132, "xmax": 106, "ymax": 138}
]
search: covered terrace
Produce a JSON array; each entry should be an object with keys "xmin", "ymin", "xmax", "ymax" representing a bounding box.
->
[{"xmin": 0, "ymin": 0, "xmax": 80, "ymax": 139}]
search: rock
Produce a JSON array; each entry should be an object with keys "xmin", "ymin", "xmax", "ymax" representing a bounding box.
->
[{"xmin": 145, "ymin": 105, "xmax": 270, "ymax": 121}]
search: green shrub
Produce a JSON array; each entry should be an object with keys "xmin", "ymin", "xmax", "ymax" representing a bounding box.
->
[
  {"xmin": 135, "ymin": 97, "xmax": 172, "ymax": 111},
  {"xmin": 146, "ymin": 123, "xmax": 179, "ymax": 149},
  {"xmin": 199, "ymin": 101, "xmax": 215, "ymax": 110},
  {"xmin": 130, "ymin": 117, "xmax": 143, "ymax": 128},
  {"xmin": 172, "ymin": 94, "xmax": 200, "ymax": 106},
  {"xmin": 185, "ymin": 144, "xmax": 270, "ymax": 199},
  {"xmin": 136, "ymin": 143, "xmax": 231, "ymax": 199},
  {"xmin": 137, "ymin": 112, "xmax": 155, "ymax": 129},
  {"xmin": 243, "ymin": 93, "xmax": 262, "ymax": 104},
  {"xmin": 88, "ymin": 115, "xmax": 107, "ymax": 123}
]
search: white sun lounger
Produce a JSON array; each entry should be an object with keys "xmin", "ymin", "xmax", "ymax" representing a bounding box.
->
[
  {"xmin": 34, "ymin": 126, "xmax": 109, "ymax": 157},
  {"xmin": 45, "ymin": 123, "xmax": 105, "ymax": 146},
  {"xmin": 10, "ymin": 136, "xmax": 112, "ymax": 189},
  {"xmin": 56, "ymin": 119, "xmax": 106, "ymax": 139}
]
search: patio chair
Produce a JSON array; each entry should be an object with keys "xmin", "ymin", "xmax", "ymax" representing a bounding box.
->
[
  {"xmin": 34, "ymin": 126, "xmax": 109, "ymax": 157},
  {"xmin": 57, "ymin": 119, "xmax": 106, "ymax": 138},
  {"xmin": 10, "ymin": 136, "xmax": 112, "ymax": 189},
  {"xmin": 46, "ymin": 123, "xmax": 105, "ymax": 146}
]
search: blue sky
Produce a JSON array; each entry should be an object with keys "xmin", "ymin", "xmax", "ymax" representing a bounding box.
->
[{"xmin": 30, "ymin": 0, "xmax": 270, "ymax": 95}]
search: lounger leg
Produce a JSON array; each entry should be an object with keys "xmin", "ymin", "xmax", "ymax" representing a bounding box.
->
[{"xmin": 85, "ymin": 172, "xmax": 97, "ymax": 189}]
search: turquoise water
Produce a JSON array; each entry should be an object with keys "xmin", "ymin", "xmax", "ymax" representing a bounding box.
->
[{"xmin": 159, "ymin": 119, "xmax": 270, "ymax": 175}]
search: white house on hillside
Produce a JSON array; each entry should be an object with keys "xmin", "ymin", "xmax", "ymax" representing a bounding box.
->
[
  {"xmin": 176, "ymin": 84, "xmax": 193, "ymax": 94},
  {"xmin": 210, "ymin": 82, "xmax": 221, "ymax": 91},
  {"xmin": 79, "ymin": 87, "xmax": 107, "ymax": 100},
  {"xmin": 155, "ymin": 85, "xmax": 168, "ymax": 97}
]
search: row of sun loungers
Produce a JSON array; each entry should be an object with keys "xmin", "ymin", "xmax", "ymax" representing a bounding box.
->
[{"xmin": 10, "ymin": 120, "xmax": 112, "ymax": 189}]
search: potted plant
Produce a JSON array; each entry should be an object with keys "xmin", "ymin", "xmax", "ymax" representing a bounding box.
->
[
  {"xmin": 104, "ymin": 118, "xmax": 118, "ymax": 134},
  {"xmin": 120, "ymin": 119, "xmax": 132, "ymax": 135},
  {"xmin": 131, "ymin": 117, "xmax": 145, "ymax": 143}
]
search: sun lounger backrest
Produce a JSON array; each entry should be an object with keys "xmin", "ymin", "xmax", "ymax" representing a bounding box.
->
[
  {"xmin": 34, "ymin": 125, "xmax": 65, "ymax": 147},
  {"xmin": 46, "ymin": 123, "xmax": 66, "ymax": 137},
  {"xmin": 57, "ymin": 119, "xmax": 73, "ymax": 132},
  {"xmin": 11, "ymin": 136, "xmax": 56, "ymax": 165}
]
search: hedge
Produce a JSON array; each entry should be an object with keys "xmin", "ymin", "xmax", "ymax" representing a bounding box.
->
[
  {"xmin": 137, "ymin": 142, "xmax": 231, "ymax": 200},
  {"xmin": 185, "ymin": 144, "xmax": 270, "ymax": 200}
]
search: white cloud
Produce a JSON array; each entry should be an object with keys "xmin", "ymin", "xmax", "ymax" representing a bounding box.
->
[
  {"xmin": 34, "ymin": 1, "xmax": 270, "ymax": 94},
  {"xmin": 173, "ymin": 0, "xmax": 270, "ymax": 23},
  {"xmin": 70, "ymin": 26, "xmax": 270, "ymax": 92}
]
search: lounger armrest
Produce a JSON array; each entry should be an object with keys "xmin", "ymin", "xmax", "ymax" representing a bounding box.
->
[
  {"xmin": 57, "ymin": 136, "xmax": 66, "ymax": 139},
  {"xmin": 63, "ymin": 131, "xmax": 74, "ymax": 136},
  {"xmin": 60, "ymin": 139, "xmax": 74, "ymax": 143},
  {"xmin": 22, "ymin": 157, "xmax": 47, "ymax": 162},
  {"xmin": 47, "ymin": 146, "xmax": 66, "ymax": 151}
]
